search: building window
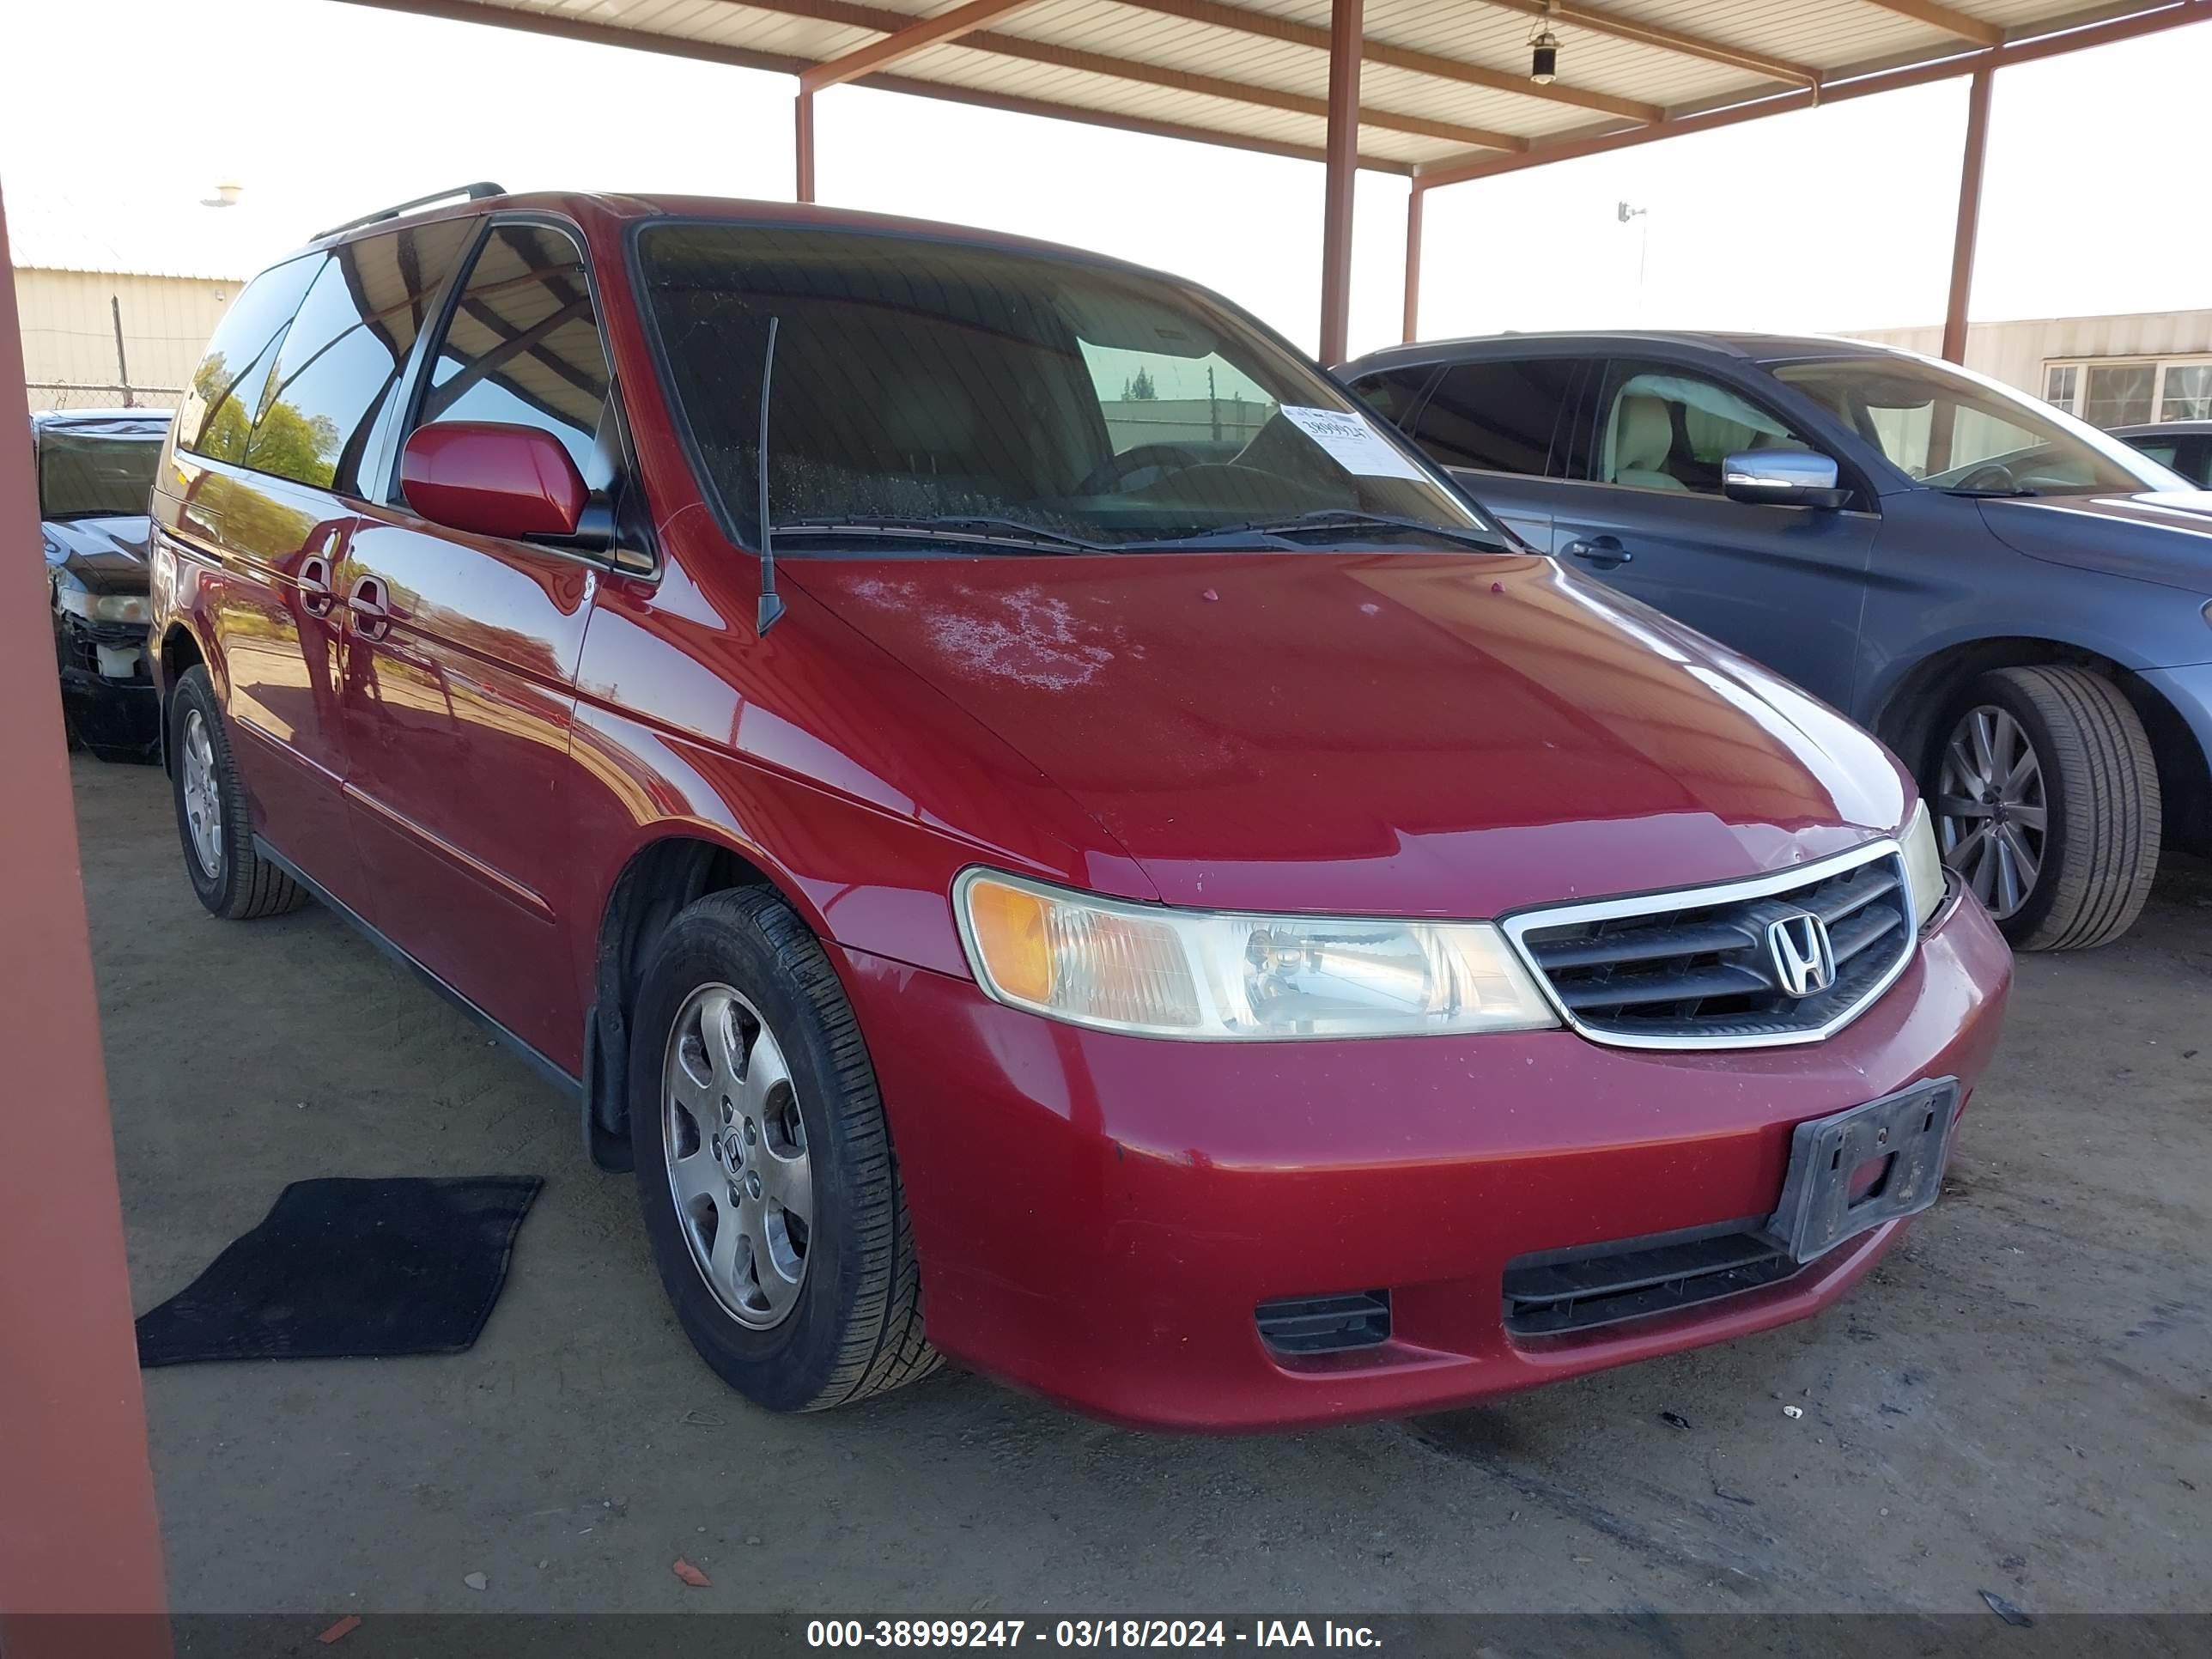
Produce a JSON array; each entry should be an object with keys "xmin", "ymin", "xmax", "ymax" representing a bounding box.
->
[
  {"xmin": 2160, "ymin": 363, "xmax": 2212, "ymax": 422},
  {"xmin": 2048, "ymin": 357, "xmax": 2212, "ymax": 429},
  {"xmin": 2082, "ymin": 363, "xmax": 2156, "ymax": 428}
]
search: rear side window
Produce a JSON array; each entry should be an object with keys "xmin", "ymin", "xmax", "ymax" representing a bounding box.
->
[
  {"xmin": 243, "ymin": 220, "xmax": 475, "ymax": 493},
  {"xmin": 409, "ymin": 223, "xmax": 613, "ymax": 489},
  {"xmin": 177, "ymin": 254, "xmax": 323, "ymax": 464},
  {"xmin": 1407, "ymin": 358, "xmax": 1579, "ymax": 476},
  {"xmin": 1350, "ymin": 367, "xmax": 1436, "ymax": 428}
]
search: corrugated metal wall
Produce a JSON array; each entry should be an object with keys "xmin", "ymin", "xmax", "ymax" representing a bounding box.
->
[
  {"xmin": 15, "ymin": 267, "xmax": 237, "ymax": 411},
  {"xmin": 1850, "ymin": 310, "xmax": 2212, "ymax": 399}
]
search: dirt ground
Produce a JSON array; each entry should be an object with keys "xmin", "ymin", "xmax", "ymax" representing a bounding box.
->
[{"xmin": 70, "ymin": 754, "xmax": 2211, "ymax": 1617}]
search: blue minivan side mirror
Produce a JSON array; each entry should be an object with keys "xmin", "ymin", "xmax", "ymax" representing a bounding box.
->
[{"xmin": 1723, "ymin": 450, "xmax": 1851, "ymax": 511}]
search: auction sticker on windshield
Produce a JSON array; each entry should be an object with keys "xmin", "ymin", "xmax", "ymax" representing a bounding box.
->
[{"xmin": 1277, "ymin": 405, "xmax": 1430, "ymax": 480}]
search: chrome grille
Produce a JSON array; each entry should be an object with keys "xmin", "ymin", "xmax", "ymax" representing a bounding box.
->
[{"xmin": 1504, "ymin": 842, "xmax": 1916, "ymax": 1049}]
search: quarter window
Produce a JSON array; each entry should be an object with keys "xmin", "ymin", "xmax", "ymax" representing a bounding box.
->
[
  {"xmin": 1410, "ymin": 359, "xmax": 1579, "ymax": 477},
  {"xmin": 177, "ymin": 254, "xmax": 323, "ymax": 465},
  {"xmin": 1595, "ymin": 363, "xmax": 1809, "ymax": 495},
  {"xmin": 241, "ymin": 220, "xmax": 474, "ymax": 492},
  {"xmin": 410, "ymin": 223, "xmax": 613, "ymax": 490}
]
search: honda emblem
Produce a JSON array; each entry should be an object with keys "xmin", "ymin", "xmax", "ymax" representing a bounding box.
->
[{"xmin": 1766, "ymin": 912, "xmax": 1836, "ymax": 998}]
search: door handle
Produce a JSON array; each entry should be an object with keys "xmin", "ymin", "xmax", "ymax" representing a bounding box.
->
[
  {"xmin": 347, "ymin": 574, "xmax": 391, "ymax": 641},
  {"xmin": 297, "ymin": 554, "xmax": 335, "ymax": 617},
  {"xmin": 1565, "ymin": 535, "xmax": 1632, "ymax": 569}
]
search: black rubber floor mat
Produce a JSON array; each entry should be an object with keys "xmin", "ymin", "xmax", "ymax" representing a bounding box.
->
[{"xmin": 135, "ymin": 1176, "xmax": 542, "ymax": 1366}]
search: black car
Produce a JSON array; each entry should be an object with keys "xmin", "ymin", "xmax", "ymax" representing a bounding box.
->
[
  {"xmin": 35, "ymin": 410, "xmax": 167, "ymax": 759},
  {"xmin": 1341, "ymin": 332, "xmax": 2212, "ymax": 951},
  {"xmin": 2110, "ymin": 421, "xmax": 2212, "ymax": 488}
]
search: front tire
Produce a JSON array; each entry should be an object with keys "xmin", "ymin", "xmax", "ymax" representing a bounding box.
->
[
  {"xmin": 1930, "ymin": 665, "xmax": 2159, "ymax": 951},
  {"xmin": 167, "ymin": 665, "xmax": 307, "ymax": 921},
  {"xmin": 628, "ymin": 887, "xmax": 939, "ymax": 1412}
]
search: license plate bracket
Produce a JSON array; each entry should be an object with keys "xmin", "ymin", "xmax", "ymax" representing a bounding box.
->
[{"xmin": 1764, "ymin": 1078, "xmax": 1960, "ymax": 1265}]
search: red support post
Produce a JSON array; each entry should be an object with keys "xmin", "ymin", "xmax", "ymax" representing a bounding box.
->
[
  {"xmin": 1941, "ymin": 64, "xmax": 1992, "ymax": 366},
  {"xmin": 1401, "ymin": 180, "xmax": 1424, "ymax": 343},
  {"xmin": 796, "ymin": 87, "xmax": 817, "ymax": 204},
  {"xmin": 0, "ymin": 184, "xmax": 171, "ymax": 1650},
  {"xmin": 1317, "ymin": 0, "xmax": 1361, "ymax": 365}
]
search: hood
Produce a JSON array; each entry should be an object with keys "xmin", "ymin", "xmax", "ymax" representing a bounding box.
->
[
  {"xmin": 1978, "ymin": 490, "xmax": 2212, "ymax": 592},
  {"xmin": 791, "ymin": 550, "xmax": 1908, "ymax": 917},
  {"xmin": 41, "ymin": 514, "xmax": 153, "ymax": 594}
]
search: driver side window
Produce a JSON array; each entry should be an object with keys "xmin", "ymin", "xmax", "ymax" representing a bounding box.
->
[{"xmin": 1593, "ymin": 362, "xmax": 1809, "ymax": 495}]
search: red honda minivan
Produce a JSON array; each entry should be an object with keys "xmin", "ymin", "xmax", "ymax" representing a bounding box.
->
[{"xmin": 148, "ymin": 188, "xmax": 2010, "ymax": 1430}]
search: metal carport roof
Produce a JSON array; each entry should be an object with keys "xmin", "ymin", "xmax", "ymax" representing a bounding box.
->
[{"xmin": 333, "ymin": 0, "xmax": 2211, "ymax": 357}]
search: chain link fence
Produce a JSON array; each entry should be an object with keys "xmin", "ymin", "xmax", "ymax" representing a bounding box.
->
[{"xmin": 27, "ymin": 381, "xmax": 184, "ymax": 414}]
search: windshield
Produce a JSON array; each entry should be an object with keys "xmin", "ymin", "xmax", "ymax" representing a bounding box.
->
[
  {"xmin": 37, "ymin": 425, "xmax": 166, "ymax": 520},
  {"xmin": 636, "ymin": 222, "xmax": 1505, "ymax": 553},
  {"xmin": 1774, "ymin": 356, "xmax": 2186, "ymax": 497}
]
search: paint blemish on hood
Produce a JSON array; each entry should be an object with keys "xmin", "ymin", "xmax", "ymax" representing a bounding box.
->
[{"xmin": 844, "ymin": 577, "xmax": 1144, "ymax": 690}]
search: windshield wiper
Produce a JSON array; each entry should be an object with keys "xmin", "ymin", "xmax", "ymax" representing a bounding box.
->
[
  {"xmin": 1142, "ymin": 508, "xmax": 1510, "ymax": 554},
  {"xmin": 1942, "ymin": 486, "xmax": 2042, "ymax": 499},
  {"xmin": 771, "ymin": 515, "xmax": 1103, "ymax": 555}
]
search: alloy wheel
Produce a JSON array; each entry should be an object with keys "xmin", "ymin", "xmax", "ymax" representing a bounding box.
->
[
  {"xmin": 661, "ymin": 982, "xmax": 812, "ymax": 1328},
  {"xmin": 1935, "ymin": 704, "xmax": 2047, "ymax": 921},
  {"xmin": 181, "ymin": 708, "xmax": 224, "ymax": 878}
]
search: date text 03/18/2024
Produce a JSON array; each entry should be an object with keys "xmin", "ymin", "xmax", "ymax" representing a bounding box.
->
[{"xmin": 805, "ymin": 1620, "xmax": 1380, "ymax": 1649}]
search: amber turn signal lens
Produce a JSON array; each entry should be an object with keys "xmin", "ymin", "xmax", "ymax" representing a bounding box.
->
[{"xmin": 965, "ymin": 878, "xmax": 1054, "ymax": 1004}]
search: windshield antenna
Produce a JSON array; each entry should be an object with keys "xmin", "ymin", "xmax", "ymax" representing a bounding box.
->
[{"xmin": 756, "ymin": 315, "xmax": 784, "ymax": 635}]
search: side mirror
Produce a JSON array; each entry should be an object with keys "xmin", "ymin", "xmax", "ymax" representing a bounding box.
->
[
  {"xmin": 1722, "ymin": 450, "xmax": 1851, "ymax": 511},
  {"xmin": 400, "ymin": 422, "xmax": 592, "ymax": 542}
]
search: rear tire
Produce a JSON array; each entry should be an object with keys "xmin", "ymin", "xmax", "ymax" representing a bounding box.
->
[
  {"xmin": 167, "ymin": 665, "xmax": 308, "ymax": 921},
  {"xmin": 628, "ymin": 887, "xmax": 939, "ymax": 1412},
  {"xmin": 1929, "ymin": 665, "xmax": 2158, "ymax": 951}
]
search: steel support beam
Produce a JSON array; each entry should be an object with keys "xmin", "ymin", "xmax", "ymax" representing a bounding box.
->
[
  {"xmin": 1319, "ymin": 0, "xmax": 1362, "ymax": 366},
  {"xmin": 1401, "ymin": 181, "xmax": 1425, "ymax": 343},
  {"xmin": 800, "ymin": 0, "xmax": 1043, "ymax": 93},
  {"xmin": 0, "ymin": 183, "xmax": 171, "ymax": 1649},
  {"xmin": 1942, "ymin": 65, "xmax": 1993, "ymax": 364},
  {"xmin": 1859, "ymin": 0, "xmax": 2002, "ymax": 44},
  {"xmin": 795, "ymin": 86, "xmax": 817, "ymax": 201}
]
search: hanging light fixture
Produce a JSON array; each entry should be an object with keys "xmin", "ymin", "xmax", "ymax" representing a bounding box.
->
[{"xmin": 1529, "ymin": 8, "xmax": 1560, "ymax": 84}]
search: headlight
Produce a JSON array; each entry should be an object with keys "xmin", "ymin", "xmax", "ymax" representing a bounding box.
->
[
  {"xmin": 57, "ymin": 588, "xmax": 151, "ymax": 626},
  {"xmin": 955, "ymin": 870, "xmax": 1559, "ymax": 1041},
  {"xmin": 1901, "ymin": 799, "xmax": 1945, "ymax": 930},
  {"xmin": 94, "ymin": 593, "xmax": 152, "ymax": 624}
]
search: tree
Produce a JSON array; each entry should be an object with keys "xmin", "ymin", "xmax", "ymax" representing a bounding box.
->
[{"xmin": 1127, "ymin": 365, "xmax": 1158, "ymax": 402}]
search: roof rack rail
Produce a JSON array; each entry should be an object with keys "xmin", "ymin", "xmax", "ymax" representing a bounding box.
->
[{"xmin": 311, "ymin": 182, "xmax": 508, "ymax": 243}]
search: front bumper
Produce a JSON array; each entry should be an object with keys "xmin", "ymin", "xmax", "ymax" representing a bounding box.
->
[
  {"xmin": 841, "ymin": 887, "xmax": 2012, "ymax": 1431},
  {"xmin": 56, "ymin": 614, "xmax": 158, "ymax": 757}
]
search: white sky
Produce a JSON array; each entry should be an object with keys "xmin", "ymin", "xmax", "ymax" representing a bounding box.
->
[{"xmin": 3, "ymin": 0, "xmax": 2208, "ymax": 359}]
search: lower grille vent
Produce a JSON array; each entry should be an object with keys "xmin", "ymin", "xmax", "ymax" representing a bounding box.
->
[
  {"xmin": 1255, "ymin": 1291, "xmax": 1390, "ymax": 1356},
  {"xmin": 1504, "ymin": 1228, "xmax": 1800, "ymax": 1336}
]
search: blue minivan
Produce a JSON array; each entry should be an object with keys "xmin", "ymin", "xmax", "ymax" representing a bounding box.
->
[{"xmin": 1343, "ymin": 332, "xmax": 2212, "ymax": 951}]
